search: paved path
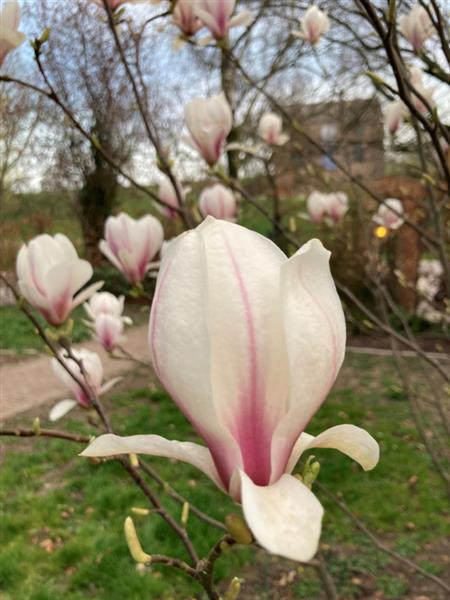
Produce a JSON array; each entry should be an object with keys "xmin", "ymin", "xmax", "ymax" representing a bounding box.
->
[{"xmin": 0, "ymin": 325, "xmax": 149, "ymax": 421}]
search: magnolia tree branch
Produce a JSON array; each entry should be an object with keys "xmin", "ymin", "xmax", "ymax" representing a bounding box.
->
[
  {"xmin": 315, "ymin": 484, "xmax": 450, "ymax": 593},
  {"xmin": 102, "ymin": 0, "xmax": 193, "ymax": 228},
  {"xmin": 0, "ymin": 427, "xmax": 90, "ymax": 444},
  {"xmin": 0, "ymin": 80, "xmax": 181, "ymax": 218},
  {"xmin": 0, "ymin": 277, "xmax": 236, "ymax": 597},
  {"xmin": 222, "ymin": 50, "xmax": 441, "ymax": 249}
]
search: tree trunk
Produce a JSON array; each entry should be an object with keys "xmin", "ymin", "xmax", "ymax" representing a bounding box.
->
[{"xmin": 78, "ymin": 151, "xmax": 118, "ymax": 265}]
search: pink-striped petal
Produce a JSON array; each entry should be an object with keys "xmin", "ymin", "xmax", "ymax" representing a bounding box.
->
[{"xmin": 271, "ymin": 239, "xmax": 346, "ymax": 482}]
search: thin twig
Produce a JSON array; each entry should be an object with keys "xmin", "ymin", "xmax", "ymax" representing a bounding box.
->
[
  {"xmin": 316, "ymin": 482, "xmax": 450, "ymax": 593},
  {"xmin": 0, "ymin": 427, "xmax": 90, "ymax": 444}
]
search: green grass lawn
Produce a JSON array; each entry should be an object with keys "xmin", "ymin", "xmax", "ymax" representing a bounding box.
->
[
  {"xmin": 1, "ymin": 354, "xmax": 449, "ymax": 599},
  {"xmin": 0, "ymin": 302, "xmax": 150, "ymax": 355}
]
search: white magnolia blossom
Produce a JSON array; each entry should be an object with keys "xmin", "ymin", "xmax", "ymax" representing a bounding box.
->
[
  {"xmin": 157, "ymin": 176, "xmax": 186, "ymax": 219},
  {"xmin": 99, "ymin": 213, "xmax": 164, "ymax": 284},
  {"xmin": 416, "ymin": 259, "xmax": 447, "ymax": 324},
  {"xmin": 50, "ymin": 349, "xmax": 121, "ymax": 421},
  {"xmin": 185, "ymin": 93, "xmax": 233, "ymax": 166},
  {"xmin": 194, "ymin": 0, "xmax": 252, "ymax": 39},
  {"xmin": 84, "ymin": 291, "xmax": 128, "ymax": 321},
  {"xmin": 172, "ymin": 0, "xmax": 203, "ymax": 36},
  {"xmin": 373, "ymin": 198, "xmax": 404, "ymax": 230},
  {"xmin": 258, "ymin": 112, "xmax": 289, "ymax": 146},
  {"xmin": 399, "ymin": 3, "xmax": 435, "ymax": 52},
  {"xmin": 82, "ymin": 218, "xmax": 379, "ymax": 563},
  {"xmin": 384, "ymin": 100, "xmax": 408, "ymax": 134},
  {"xmin": 307, "ymin": 191, "xmax": 349, "ymax": 224},
  {"xmin": 0, "ymin": 0, "xmax": 25, "ymax": 67},
  {"xmin": 198, "ymin": 184, "xmax": 237, "ymax": 220},
  {"xmin": 84, "ymin": 292, "xmax": 132, "ymax": 351},
  {"xmin": 16, "ymin": 234, "xmax": 102, "ymax": 326},
  {"xmin": 410, "ymin": 66, "xmax": 435, "ymax": 113},
  {"xmin": 296, "ymin": 6, "xmax": 330, "ymax": 44}
]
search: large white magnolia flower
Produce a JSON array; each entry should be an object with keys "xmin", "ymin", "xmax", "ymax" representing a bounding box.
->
[{"xmin": 82, "ymin": 218, "xmax": 379, "ymax": 562}]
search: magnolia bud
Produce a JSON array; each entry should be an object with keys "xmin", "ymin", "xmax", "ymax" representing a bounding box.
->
[
  {"xmin": 129, "ymin": 453, "xmax": 139, "ymax": 468},
  {"xmin": 225, "ymin": 514, "xmax": 253, "ymax": 545},
  {"xmin": 181, "ymin": 502, "xmax": 190, "ymax": 526},
  {"xmin": 131, "ymin": 507, "xmax": 150, "ymax": 516},
  {"xmin": 224, "ymin": 577, "xmax": 244, "ymax": 600},
  {"xmin": 124, "ymin": 516, "xmax": 151, "ymax": 563},
  {"xmin": 32, "ymin": 417, "xmax": 41, "ymax": 435}
]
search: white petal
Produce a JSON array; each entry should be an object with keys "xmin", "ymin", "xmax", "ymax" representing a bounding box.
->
[
  {"xmin": 287, "ymin": 425, "xmax": 380, "ymax": 473},
  {"xmin": 99, "ymin": 376, "xmax": 123, "ymax": 395},
  {"xmin": 80, "ymin": 434, "xmax": 224, "ymax": 490},
  {"xmin": 72, "ymin": 281, "xmax": 104, "ymax": 309},
  {"xmin": 197, "ymin": 218, "xmax": 289, "ymax": 486},
  {"xmin": 49, "ymin": 399, "xmax": 78, "ymax": 422},
  {"xmin": 271, "ymin": 239, "xmax": 346, "ymax": 482},
  {"xmin": 149, "ymin": 226, "xmax": 242, "ymax": 487},
  {"xmin": 229, "ymin": 10, "xmax": 253, "ymax": 28},
  {"xmin": 240, "ymin": 471, "xmax": 324, "ymax": 562},
  {"xmin": 99, "ymin": 240, "xmax": 124, "ymax": 274}
]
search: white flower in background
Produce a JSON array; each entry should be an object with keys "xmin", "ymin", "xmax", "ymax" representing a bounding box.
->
[
  {"xmin": 409, "ymin": 66, "xmax": 435, "ymax": 113},
  {"xmin": 194, "ymin": 0, "xmax": 253, "ymax": 40},
  {"xmin": 306, "ymin": 191, "xmax": 329, "ymax": 224},
  {"xmin": 373, "ymin": 198, "xmax": 404, "ymax": 230},
  {"xmin": 416, "ymin": 259, "xmax": 447, "ymax": 324},
  {"xmin": 99, "ymin": 213, "xmax": 164, "ymax": 284},
  {"xmin": 384, "ymin": 100, "xmax": 408, "ymax": 134},
  {"xmin": 306, "ymin": 191, "xmax": 348, "ymax": 225},
  {"xmin": 296, "ymin": 6, "xmax": 330, "ymax": 44},
  {"xmin": 84, "ymin": 291, "xmax": 129, "ymax": 321},
  {"xmin": 49, "ymin": 349, "xmax": 121, "ymax": 421},
  {"xmin": 258, "ymin": 113, "xmax": 289, "ymax": 146},
  {"xmin": 327, "ymin": 192, "xmax": 349, "ymax": 223},
  {"xmin": 198, "ymin": 184, "xmax": 237, "ymax": 220},
  {"xmin": 172, "ymin": 0, "xmax": 203, "ymax": 36},
  {"xmin": 16, "ymin": 234, "xmax": 102, "ymax": 326},
  {"xmin": 0, "ymin": 0, "xmax": 25, "ymax": 67},
  {"xmin": 399, "ymin": 3, "xmax": 435, "ymax": 52},
  {"xmin": 84, "ymin": 292, "xmax": 132, "ymax": 351},
  {"xmin": 185, "ymin": 93, "xmax": 233, "ymax": 166},
  {"xmin": 82, "ymin": 218, "xmax": 379, "ymax": 563},
  {"xmin": 157, "ymin": 176, "xmax": 187, "ymax": 219}
]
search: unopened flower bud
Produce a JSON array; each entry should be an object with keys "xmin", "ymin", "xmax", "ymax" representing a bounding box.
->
[
  {"xmin": 129, "ymin": 453, "xmax": 139, "ymax": 468},
  {"xmin": 225, "ymin": 514, "xmax": 253, "ymax": 545},
  {"xmin": 131, "ymin": 507, "xmax": 150, "ymax": 516},
  {"xmin": 181, "ymin": 502, "xmax": 190, "ymax": 526},
  {"xmin": 224, "ymin": 576, "xmax": 244, "ymax": 600},
  {"xmin": 32, "ymin": 417, "xmax": 41, "ymax": 435},
  {"xmin": 124, "ymin": 516, "xmax": 151, "ymax": 563}
]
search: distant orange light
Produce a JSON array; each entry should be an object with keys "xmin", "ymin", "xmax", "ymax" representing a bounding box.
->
[{"xmin": 374, "ymin": 226, "xmax": 388, "ymax": 239}]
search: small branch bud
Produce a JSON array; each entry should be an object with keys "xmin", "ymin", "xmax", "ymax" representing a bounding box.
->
[
  {"xmin": 224, "ymin": 514, "xmax": 253, "ymax": 545},
  {"xmin": 124, "ymin": 516, "xmax": 151, "ymax": 563},
  {"xmin": 181, "ymin": 502, "xmax": 190, "ymax": 527},
  {"xmin": 131, "ymin": 507, "xmax": 150, "ymax": 516},
  {"xmin": 224, "ymin": 577, "xmax": 244, "ymax": 600},
  {"xmin": 129, "ymin": 453, "xmax": 139, "ymax": 468},
  {"xmin": 32, "ymin": 417, "xmax": 41, "ymax": 435}
]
